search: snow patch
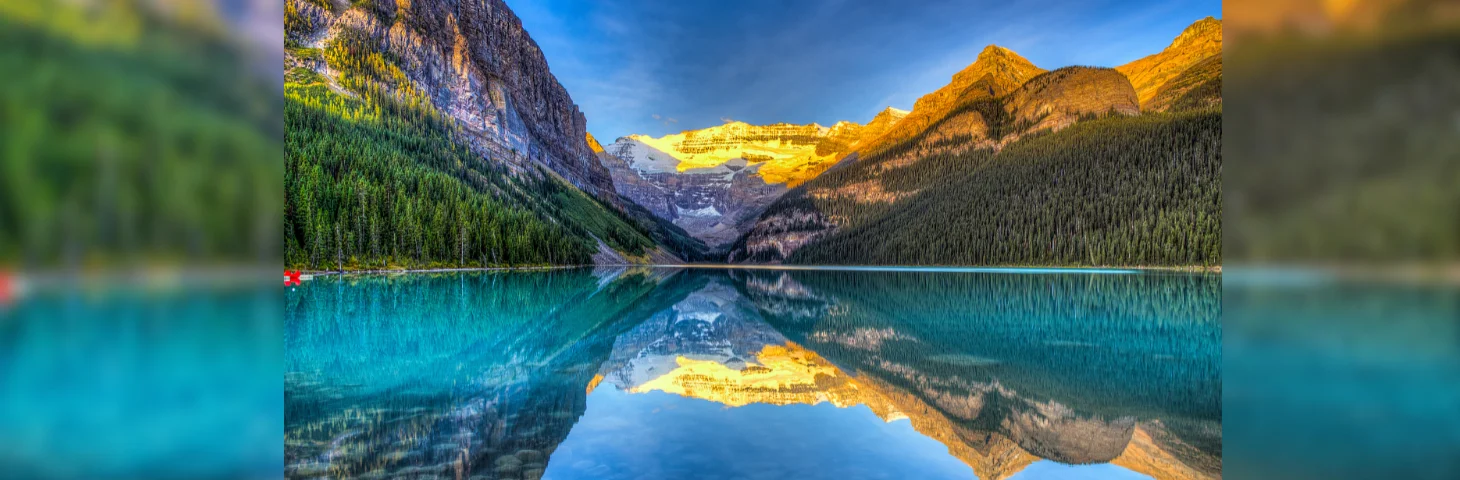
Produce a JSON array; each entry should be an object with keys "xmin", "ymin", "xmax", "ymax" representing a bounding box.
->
[
  {"xmin": 616, "ymin": 137, "xmax": 682, "ymax": 174},
  {"xmin": 676, "ymin": 205, "xmax": 722, "ymax": 218},
  {"xmin": 676, "ymin": 311, "xmax": 722, "ymax": 324}
]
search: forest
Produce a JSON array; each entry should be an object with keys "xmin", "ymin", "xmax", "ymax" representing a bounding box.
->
[
  {"xmin": 1223, "ymin": 29, "xmax": 1460, "ymax": 263},
  {"xmin": 282, "ymin": 26, "xmax": 709, "ymax": 270},
  {"xmin": 743, "ymin": 106, "xmax": 1223, "ymax": 267},
  {"xmin": 0, "ymin": 3, "xmax": 281, "ymax": 267}
]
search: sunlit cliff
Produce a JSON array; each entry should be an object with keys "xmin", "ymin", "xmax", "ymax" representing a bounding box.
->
[{"xmin": 597, "ymin": 110, "xmax": 906, "ymax": 246}]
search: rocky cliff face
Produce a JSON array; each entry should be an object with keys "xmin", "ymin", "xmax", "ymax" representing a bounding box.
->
[
  {"xmin": 621, "ymin": 121, "xmax": 866, "ymax": 186},
  {"xmin": 1005, "ymin": 66, "xmax": 1141, "ymax": 132},
  {"xmin": 284, "ymin": 0, "xmax": 615, "ymax": 197},
  {"xmin": 1117, "ymin": 17, "xmax": 1223, "ymax": 111},
  {"xmin": 604, "ymin": 114, "xmax": 905, "ymax": 247}
]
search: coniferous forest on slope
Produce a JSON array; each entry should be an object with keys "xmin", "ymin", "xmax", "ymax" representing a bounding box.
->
[
  {"xmin": 283, "ymin": 0, "xmax": 1224, "ymax": 270},
  {"xmin": 745, "ymin": 108, "xmax": 1222, "ymax": 267},
  {"xmin": 283, "ymin": 19, "xmax": 717, "ymax": 271},
  {"xmin": 0, "ymin": 8, "xmax": 281, "ymax": 267},
  {"xmin": 282, "ymin": 29, "xmax": 681, "ymax": 270}
]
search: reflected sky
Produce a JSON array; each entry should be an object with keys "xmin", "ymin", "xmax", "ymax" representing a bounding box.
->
[{"xmin": 546, "ymin": 389, "xmax": 978, "ymax": 480}]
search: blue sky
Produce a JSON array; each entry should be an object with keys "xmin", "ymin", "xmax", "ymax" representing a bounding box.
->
[{"xmin": 505, "ymin": 0, "xmax": 1222, "ymax": 141}]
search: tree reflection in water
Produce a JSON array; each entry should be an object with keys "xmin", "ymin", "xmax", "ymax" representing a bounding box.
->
[{"xmin": 285, "ymin": 267, "xmax": 1220, "ymax": 479}]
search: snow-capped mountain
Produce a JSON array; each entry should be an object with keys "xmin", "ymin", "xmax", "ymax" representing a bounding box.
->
[{"xmin": 599, "ymin": 109, "xmax": 908, "ymax": 247}]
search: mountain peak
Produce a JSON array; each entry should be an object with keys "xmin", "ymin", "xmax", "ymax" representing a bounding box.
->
[
  {"xmin": 871, "ymin": 107, "xmax": 910, "ymax": 124},
  {"xmin": 978, "ymin": 44, "xmax": 1013, "ymax": 58},
  {"xmin": 1172, "ymin": 16, "xmax": 1222, "ymax": 48},
  {"xmin": 975, "ymin": 44, "xmax": 1031, "ymax": 66},
  {"xmin": 945, "ymin": 44, "xmax": 1043, "ymax": 96},
  {"xmin": 1117, "ymin": 16, "xmax": 1224, "ymax": 110},
  {"xmin": 967, "ymin": 44, "xmax": 1039, "ymax": 74}
]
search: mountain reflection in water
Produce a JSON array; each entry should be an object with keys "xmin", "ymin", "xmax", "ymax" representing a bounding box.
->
[{"xmin": 285, "ymin": 268, "xmax": 1221, "ymax": 479}]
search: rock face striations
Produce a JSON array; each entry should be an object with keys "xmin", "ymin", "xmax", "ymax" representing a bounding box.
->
[
  {"xmin": 1005, "ymin": 66, "xmax": 1141, "ymax": 132},
  {"xmin": 285, "ymin": 0, "xmax": 615, "ymax": 197},
  {"xmin": 601, "ymin": 113, "xmax": 908, "ymax": 247}
]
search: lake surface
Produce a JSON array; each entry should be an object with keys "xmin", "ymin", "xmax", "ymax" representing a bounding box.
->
[{"xmin": 284, "ymin": 267, "xmax": 1222, "ymax": 480}]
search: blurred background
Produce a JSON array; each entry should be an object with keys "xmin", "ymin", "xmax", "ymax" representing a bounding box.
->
[
  {"xmin": 1223, "ymin": 0, "xmax": 1460, "ymax": 478},
  {"xmin": 0, "ymin": 0, "xmax": 283, "ymax": 478},
  {"xmin": 0, "ymin": 0, "xmax": 1456, "ymax": 478}
]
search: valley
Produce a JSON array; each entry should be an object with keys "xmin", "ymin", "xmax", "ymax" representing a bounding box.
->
[
  {"xmin": 596, "ymin": 108, "xmax": 907, "ymax": 247},
  {"xmin": 608, "ymin": 18, "xmax": 1224, "ymax": 266},
  {"xmin": 283, "ymin": 0, "xmax": 1221, "ymax": 268}
]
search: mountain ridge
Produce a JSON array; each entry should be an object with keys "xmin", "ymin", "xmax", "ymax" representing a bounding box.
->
[
  {"xmin": 283, "ymin": 0, "xmax": 703, "ymax": 268},
  {"xmin": 855, "ymin": 44, "xmax": 1047, "ymax": 158},
  {"xmin": 721, "ymin": 17, "xmax": 1220, "ymax": 265},
  {"xmin": 599, "ymin": 109, "xmax": 912, "ymax": 247},
  {"xmin": 287, "ymin": 0, "xmax": 620, "ymax": 197},
  {"xmin": 1116, "ymin": 16, "xmax": 1223, "ymax": 111}
]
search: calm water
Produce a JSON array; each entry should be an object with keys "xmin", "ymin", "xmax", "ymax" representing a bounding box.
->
[{"xmin": 283, "ymin": 267, "xmax": 1222, "ymax": 480}]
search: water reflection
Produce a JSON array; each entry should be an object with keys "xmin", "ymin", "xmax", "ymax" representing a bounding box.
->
[{"xmin": 285, "ymin": 268, "xmax": 1221, "ymax": 479}]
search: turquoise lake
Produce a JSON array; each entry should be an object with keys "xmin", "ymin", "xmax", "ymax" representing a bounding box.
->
[{"xmin": 283, "ymin": 267, "xmax": 1222, "ymax": 479}]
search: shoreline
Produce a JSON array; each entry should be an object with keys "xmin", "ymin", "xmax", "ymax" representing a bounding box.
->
[
  {"xmin": 298, "ymin": 263, "xmax": 1222, "ymax": 276},
  {"xmin": 298, "ymin": 265, "xmax": 590, "ymax": 276}
]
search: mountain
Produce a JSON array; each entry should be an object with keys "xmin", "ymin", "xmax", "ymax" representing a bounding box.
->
[
  {"xmin": 287, "ymin": 0, "xmax": 612, "ymax": 195},
  {"xmin": 602, "ymin": 112, "xmax": 906, "ymax": 247},
  {"xmin": 849, "ymin": 106, "xmax": 911, "ymax": 151},
  {"xmin": 1145, "ymin": 53, "xmax": 1223, "ymax": 112},
  {"xmin": 1116, "ymin": 17, "xmax": 1223, "ymax": 111},
  {"xmin": 726, "ymin": 24, "xmax": 1220, "ymax": 265},
  {"xmin": 618, "ymin": 121, "xmax": 859, "ymax": 186},
  {"xmin": 587, "ymin": 133, "xmax": 715, "ymax": 261},
  {"xmin": 283, "ymin": 0, "xmax": 688, "ymax": 268},
  {"xmin": 854, "ymin": 45, "xmax": 1046, "ymax": 158}
]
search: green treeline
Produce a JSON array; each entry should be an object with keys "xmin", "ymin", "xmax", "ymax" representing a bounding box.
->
[
  {"xmin": 755, "ymin": 108, "xmax": 1222, "ymax": 266},
  {"xmin": 0, "ymin": 6, "xmax": 281, "ymax": 267},
  {"xmin": 1225, "ymin": 30, "xmax": 1460, "ymax": 262},
  {"xmin": 284, "ymin": 28, "xmax": 664, "ymax": 270},
  {"xmin": 739, "ymin": 269, "xmax": 1222, "ymax": 418}
]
